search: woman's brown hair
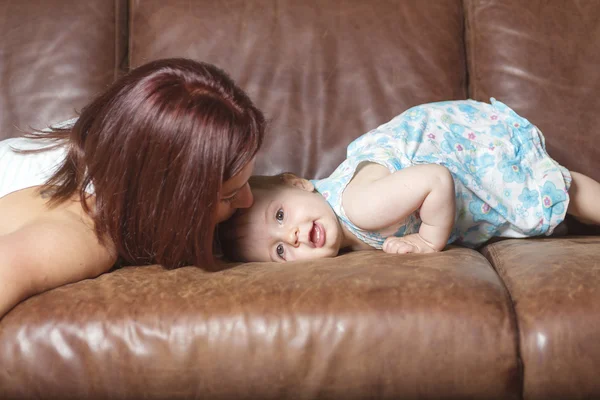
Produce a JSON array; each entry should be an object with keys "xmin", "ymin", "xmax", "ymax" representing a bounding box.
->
[{"xmin": 28, "ymin": 58, "xmax": 265, "ymax": 269}]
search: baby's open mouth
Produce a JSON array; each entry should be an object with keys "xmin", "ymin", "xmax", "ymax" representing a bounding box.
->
[{"xmin": 309, "ymin": 222, "xmax": 326, "ymax": 248}]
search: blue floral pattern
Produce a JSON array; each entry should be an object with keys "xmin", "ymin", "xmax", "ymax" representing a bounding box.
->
[
  {"xmin": 312, "ymin": 98, "xmax": 571, "ymax": 249},
  {"xmin": 518, "ymin": 187, "xmax": 539, "ymax": 209}
]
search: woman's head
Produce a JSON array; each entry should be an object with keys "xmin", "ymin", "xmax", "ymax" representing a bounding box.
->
[{"xmin": 45, "ymin": 58, "xmax": 265, "ymax": 269}]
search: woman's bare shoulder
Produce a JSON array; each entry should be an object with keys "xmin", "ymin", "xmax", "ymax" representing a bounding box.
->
[
  {"xmin": 0, "ymin": 187, "xmax": 51, "ymax": 235},
  {"xmin": 0, "ymin": 188, "xmax": 117, "ymax": 318},
  {"xmin": 0, "ymin": 187, "xmax": 117, "ymax": 273}
]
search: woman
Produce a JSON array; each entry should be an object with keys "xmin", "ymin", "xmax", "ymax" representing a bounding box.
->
[{"xmin": 0, "ymin": 58, "xmax": 265, "ymax": 318}]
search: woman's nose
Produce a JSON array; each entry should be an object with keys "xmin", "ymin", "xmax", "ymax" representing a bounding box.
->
[{"xmin": 233, "ymin": 183, "xmax": 254, "ymax": 209}]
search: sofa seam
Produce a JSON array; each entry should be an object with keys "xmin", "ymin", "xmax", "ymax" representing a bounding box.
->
[
  {"xmin": 128, "ymin": 0, "xmax": 133, "ymax": 70},
  {"xmin": 460, "ymin": 0, "xmax": 470, "ymax": 99},
  {"xmin": 486, "ymin": 244, "xmax": 525, "ymax": 400},
  {"xmin": 114, "ymin": 0, "xmax": 118, "ymax": 81},
  {"xmin": 463, "ymin": 0, "xmax": 476, "ymax": 99},
  {"xmin": 113, "ymin": 0, "xmax": 130, "ymax": 80},
  {"xmin": 114, "ymin": 0, "xmax": 120, "ymax": 80}
]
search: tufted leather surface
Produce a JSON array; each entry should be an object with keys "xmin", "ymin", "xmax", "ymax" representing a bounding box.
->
[
  {"xmin": 0, "ymin": 249, "xmax": 519, "ymax": 399},
  {"xmin": 481, "ymin": 237, "xmax": 600, "ymax": 400}
]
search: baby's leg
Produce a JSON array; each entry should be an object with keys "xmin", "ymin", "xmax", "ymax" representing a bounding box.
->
[{"xmin": 566, "ymin": 171, "xmax": 600, "ymax": 225}]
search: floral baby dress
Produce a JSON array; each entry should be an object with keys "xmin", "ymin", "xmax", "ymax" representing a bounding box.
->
[{"xmin": 312, "ymin": 99, "xmax": 571, "ymax": 248}]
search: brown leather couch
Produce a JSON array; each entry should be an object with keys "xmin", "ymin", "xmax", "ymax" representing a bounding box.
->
[{"xmin": 1, "ymin": 1, "xmax": 599, "ymax": 399}]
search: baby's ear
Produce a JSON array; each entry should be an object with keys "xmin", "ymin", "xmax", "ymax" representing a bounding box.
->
[{"xmin": 280, "ymin": 172, "xmax": 315, "ymax": 192}]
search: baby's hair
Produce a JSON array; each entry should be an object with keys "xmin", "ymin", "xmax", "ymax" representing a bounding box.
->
[
  {"xmin": 22, "ymin": 58, "xmax": 265, "ymax": 270},
  {"xmin": 218, "ymin": 173, "xmax": 288, "ymax": 262}
]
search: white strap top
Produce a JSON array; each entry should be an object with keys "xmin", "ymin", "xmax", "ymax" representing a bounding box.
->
[{"xmin": 0, "ymin": 118, "xmax": 77, "ymax": 200}]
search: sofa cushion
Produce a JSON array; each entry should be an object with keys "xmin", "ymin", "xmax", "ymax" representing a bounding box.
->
[
  {"xmin": 0, "ymin": 249, "xmax": 520, "ymax": 399},
  {"xmin": 465, "ymin": 0, "xmax": 600, "ymax": 182},
  {"xmin": 481, "ymin": 237, "xmax": 600, "ymax": 400},
  {"xmin": 130, "ymin": 0, "xmax": 468, "ymax": 179},
  {"xmin": 0, "ymin": 0, "xmax": 128, "ymax": 140}
]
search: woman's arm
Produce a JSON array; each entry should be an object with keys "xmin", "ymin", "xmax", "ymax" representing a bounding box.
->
[
  {"xmin": 0, "ymin": 210, "xmax": 117, "ymax": 319},
  {"xmin": 342, "ymin": 163, "xmax": 455, "ymax": 252}
]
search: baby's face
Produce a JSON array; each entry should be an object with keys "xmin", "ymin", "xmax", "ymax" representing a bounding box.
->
[{"xmin": 233, "ymin": 184, "xmax": 343, "ymax": 262}]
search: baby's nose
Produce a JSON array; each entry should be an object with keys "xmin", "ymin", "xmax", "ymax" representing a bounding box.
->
[{"xmin": 287, "ymin": 227, "xmax": 299, "ymax": 247}]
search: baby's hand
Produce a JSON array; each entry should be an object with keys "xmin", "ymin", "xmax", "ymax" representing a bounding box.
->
[{"xmin": 382, "ymin": 234, "xmax": 438, "ymax": 254}]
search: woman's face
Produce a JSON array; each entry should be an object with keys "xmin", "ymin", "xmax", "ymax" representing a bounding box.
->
[{"xmin": 216, "ymin": 159, "xmax": 256, "ymax": 223}]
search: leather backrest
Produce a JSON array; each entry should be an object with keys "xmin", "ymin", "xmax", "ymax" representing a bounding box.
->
[
  {"xmin": 130, "ymin": 0, "xmax": 467, "ymax": 179},
  {"xmin": 466, "ymin": 0, "xmax": 600, "ymax": 182},
  {"xmin": 0, "ymin": 0, "xmax": 128, "ymax": 140}
]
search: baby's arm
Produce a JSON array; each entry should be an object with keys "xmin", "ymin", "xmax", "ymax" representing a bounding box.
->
[
  {"xmin": 342, "ymin": 163, "xmax": 455, "ymax": 253},
  {"xmin": 0, "ymin": 211, "xmax": 117, "ymax": 319}
]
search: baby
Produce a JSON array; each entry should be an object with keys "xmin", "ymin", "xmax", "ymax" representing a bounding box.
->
[{"xmin": 219, "ymin": 99, "xmax": 600, "ymax": 262}]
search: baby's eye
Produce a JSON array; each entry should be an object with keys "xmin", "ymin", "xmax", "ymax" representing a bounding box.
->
[
  {"xmin": 276, "ymin": 244, "xmax": 285, "ymax": 260},
  {"xmin": 275, "ymin": 208, "xmax": 284, "ymax": 222}
]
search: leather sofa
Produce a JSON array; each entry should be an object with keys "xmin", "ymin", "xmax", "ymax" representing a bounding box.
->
[{"xmin": 1, "ymin": 1, "xmax": 599, "ymax": 399}]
